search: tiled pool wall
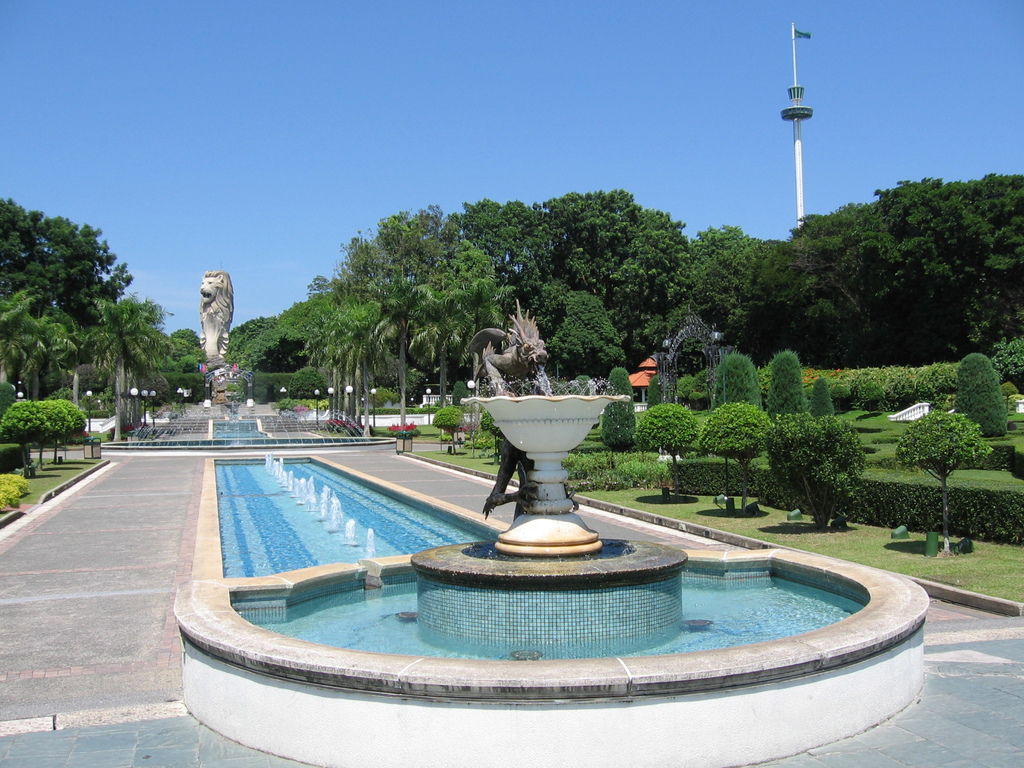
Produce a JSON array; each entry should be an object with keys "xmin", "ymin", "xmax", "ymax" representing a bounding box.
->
[{"xmin": 416, "ymin": 573, "xmax": 683, "ymax": 655}]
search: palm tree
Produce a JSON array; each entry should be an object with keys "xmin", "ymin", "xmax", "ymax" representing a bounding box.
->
[
  {"xmin": 459, "ymin": 277, "xmax": 512, "ymax": 380},
  {"xmin": 374, "ymin": 277, "xmax": 426, "ymax": 425},
  {"xmin": 345, "ymin": 301, "xmax": 384, "ymax": 436},
  {"xmin": 21, "ymin": 317, "xmax": 78, "ymax": 400},
  {"xmin": 0, "ymin": 292, "xmax": 34, "ymax": 384},
  {"xmin": 90, "ymin": 297, "xmax": 168, "ymax": 440},
  {"xmin": 411, "ymin": 286, "xmax": 470, "ymax": 408}
]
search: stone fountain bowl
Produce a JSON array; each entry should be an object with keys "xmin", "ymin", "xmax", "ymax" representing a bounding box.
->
[{"xmin": 465, "ymin": 395, "xmax": 629, "ymax": 454}]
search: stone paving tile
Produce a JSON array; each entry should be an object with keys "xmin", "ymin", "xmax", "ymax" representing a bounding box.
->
[
  {"xmin": 131, "ymin": 745, "xmax": 200, "ymax": 767},
  {"xmin": 811, "ymin": 751, "xmax": 910, "ymax": 767},
  {"xmin": 71, "ymin": 748, "xmax": 135, "ymax": 768},
  {"xmin": 879, "ymin": 738, "xmax": 976, "ymax": 766}
]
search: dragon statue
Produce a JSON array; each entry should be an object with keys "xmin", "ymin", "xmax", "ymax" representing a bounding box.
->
[{"xmin": 468, "ymin": 303, "xmax": 576, "ymax": 520}]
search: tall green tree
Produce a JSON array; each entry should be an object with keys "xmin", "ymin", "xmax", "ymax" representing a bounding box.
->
[
  {"xmin": 957, "ymin": 352, "xmax": 1006, "ymax": 437},
  {"xmin": 90, "ymin": 297, "xmax": 168, "ymax": 440},
  {"xmin": 766, "ymin": 350, "xmax": 807, "ymax": 416},
  {"xmin": 0, "ymin": 199, "xmax": 131, "ymax": 321},
  {"xmin": 896, "ymin": 411, "xmax": 991, "ymax": 553},
  {"xmin": 547, "ymin": 292, "xmax": 625, "ymax": 378}
]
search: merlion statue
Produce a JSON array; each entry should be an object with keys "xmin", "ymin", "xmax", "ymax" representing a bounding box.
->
[{"xmin": 199, "ymin": 270, "xmax": 234, "ymax": 369}]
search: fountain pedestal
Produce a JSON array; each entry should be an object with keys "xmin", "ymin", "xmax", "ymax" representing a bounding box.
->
[{"xmin": 467, "ymin": 395, "xmax": 628, "ymax": 556}]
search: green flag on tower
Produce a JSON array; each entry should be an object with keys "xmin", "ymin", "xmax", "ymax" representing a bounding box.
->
[{"xmin": 795, "ymin": 29, "xmax": 811, "ymax": 39}]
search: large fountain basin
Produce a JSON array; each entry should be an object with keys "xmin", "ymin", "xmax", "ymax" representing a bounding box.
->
[
  {"xmin": 465, "ymin": 394, "xmax": 628, "ymax": 453},
  {"xmin": 177, "ymin": 548, "xmax": 928, "ymax": 768}
]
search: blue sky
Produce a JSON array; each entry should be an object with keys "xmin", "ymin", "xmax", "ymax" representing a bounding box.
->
[{"xmin": 3, "ymin": 1, "xmax": 1022, "ymax": 331}]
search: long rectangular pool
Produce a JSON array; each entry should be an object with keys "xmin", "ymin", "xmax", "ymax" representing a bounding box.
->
[{"xmin": 216, "ymin": 459, "xmax": 494, "ymax": 577}]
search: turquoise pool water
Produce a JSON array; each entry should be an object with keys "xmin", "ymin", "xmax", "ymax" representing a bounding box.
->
[
  {"xmin": 242, "ymin": 575, "xmax": 862, "ymax": 660},
  {"xmin": 216, "ymin": 459, "xmax": 494, "ymax": 577},
  {"xmin": 213, "ymin": 420, "xmax": 265, "ymax": 439}
]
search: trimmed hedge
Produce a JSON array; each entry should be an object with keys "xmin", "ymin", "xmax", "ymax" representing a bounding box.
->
[
  {"xmin": 670, "ymin": 455, "xmax": 1024, "ymax": 545},
  {"xmin": 0, "ymin": 443, "xmax": 22, "ymax": 472},
  {"xmin": 853, "ymin": 477, "xmax": 1024, "ymax": 545}
]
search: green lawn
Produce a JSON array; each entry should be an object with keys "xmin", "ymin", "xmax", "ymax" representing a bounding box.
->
[
  {"xmin": 585, "ymin": 488, "xmax": 1024, "ymax": 603},
  {"xmin": 18, "ymin": 459, "xmax": 104, "ymax": 506},
  {"xmin": 414, "ymin": 448, "xmax": 1024, "ymax": 603}
]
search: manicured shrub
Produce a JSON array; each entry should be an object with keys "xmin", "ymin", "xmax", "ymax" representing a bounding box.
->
[
  {"xmin": 828, "ymin": 381, "xmax": 852, "ymax": 411},
  {"xmin": 39, "ymin": 399, "xmax": 86, "ymax": 449},
  {"xmin": 852, "ymin": 377, "xmax": 885, "ymax": 410},
  {"xmin": 714, "ymin": 352, "xmax": 760, "ymax": 407},
  {"xmin": 808, "ymin": 376, "xmax": 835, "ymax": 417},
  {"xmin": 0, "ymin": 401, "xmax": 48, "ymax": 467},
  {"xmin": 602, "ymin": 367, "xmax": 635, "ymax": 449},
  {"xmin": 431, "ymin": 406, "xmax": 464, "ymax": 432},
  {"xmin": 766, "ymin": 350, "xmax": 806, "ymax": 416},
  {"xmin": 766, "ymin": 414, "xmax": 865, "ymax": 530},
  {"xmin": 957, "ymin": 353, "xmax": 1006, "ymax": 437},
  {"xmin": 914, "ymin": 362, "xmax": 958, "ymax": 403},
  {"xmin": 0, "ymin": 473, "xmax": 29, "ymax": 508},
  {"xmin": 564, "ymin": 451, "xmax": 669, "ymax": 492}
]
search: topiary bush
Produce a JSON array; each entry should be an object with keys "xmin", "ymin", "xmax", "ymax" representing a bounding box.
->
[
  {"xmin": 957, "ymin": 352, "xmax": 1006, "ymax": 437},
  {"xmin": 715, "ymin": 353, "xmax": 761, "ymax": 407},
  {"xmin": 698, "ymin": 402, "xmax": 771, "ymax": 510},
  {"xmin": 635, "ymin": 404, "xmax": 699, "ymax": 493},
  {"xmin": 432, "ymin": 406, "xmax": 464, "ymax": 433},
  {"xmin": 808, "ymin": 376, "xmax": 835, "ymax": 417},
  {"xmin": 601, "ymin": 367, "xmax": 635, "ymax": 449},
  {"xmin": 766, "ymin": 350, "xmax": 807, "ymax": 416},
  {"xmin": 647, "ymin": 374, "xmax": 662, "ymax": 406},
  {"xmin": 0, "ymin": 473, "xmax": 29, "ymax": 508}
]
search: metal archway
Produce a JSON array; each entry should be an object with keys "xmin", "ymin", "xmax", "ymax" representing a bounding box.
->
[{"xmin": 654, "ymin": 313, "xmax": 732, "ymax": 405}]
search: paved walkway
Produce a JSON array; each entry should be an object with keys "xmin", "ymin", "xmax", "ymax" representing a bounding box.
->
[{"xmin": 0, "ymin": 447, "xmax": 1022, "ymax": 767}]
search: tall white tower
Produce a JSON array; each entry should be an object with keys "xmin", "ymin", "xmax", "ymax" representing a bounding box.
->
[{"xmin": 780, "ymin": 23, "xmax": 813, "ymax": 225}]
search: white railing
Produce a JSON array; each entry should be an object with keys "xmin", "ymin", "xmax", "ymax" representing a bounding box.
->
[{"xmin": 888, "ymin": 402, "xmax": 931, "ymax": 422}]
